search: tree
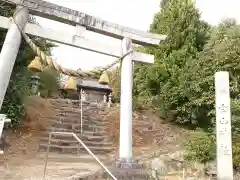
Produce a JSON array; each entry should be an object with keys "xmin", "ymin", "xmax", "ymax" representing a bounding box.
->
[
  {"xmin": 39, "ymin": 67, "xmax": 60, "ymax": 98},
  {"xmin": 160, "ymin": 0, "xmax": 170, "ymax": 9},
  {"xmin": 108, "ymin": 67, "xmax": 121, "ymax": 102},
  {"xmin": 0, "ymin": 2, "xmax": 55, "ymax": 127},
  {"xmin": 133, "ymin": 0, "xmax": 209, "ymax": 122},
  {"xmin": 184, "ymin": 19, "xmax": 240, "ymax": 130},
  {"xmin": 182, "ymin": 19, "xmax": 240, "ymax": 168}
]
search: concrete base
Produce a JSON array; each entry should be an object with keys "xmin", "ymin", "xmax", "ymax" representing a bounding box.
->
[{"xmin": 103, "ymin": 158, "xmax": 149, "ymax": 180}]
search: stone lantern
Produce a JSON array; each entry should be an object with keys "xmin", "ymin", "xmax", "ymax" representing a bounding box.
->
[
  {"xmin": 28, "ymin": 56, "xmax": 43, "ymax": 95},
  {"xmin": 30, "ymin": 75, "xmax": 40, "ymax": 95}
]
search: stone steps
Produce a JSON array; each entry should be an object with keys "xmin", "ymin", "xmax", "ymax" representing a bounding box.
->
[
  {"xmin": 41, "ymin": 115, "xmax": 108, "ymax": 123},
  {"xmin": 43, "ymin": 107, "xmax": 102, "ymax": 114},
  {"xmin": 50, "ymin": 113, "xmax": 83, "ymax": 119},
  {"xmin": 53, "ymin": 117, "xmax": 109, "ymax": 125},
  {"xmin": 48, "ymin": 98, "xmax": 90, "ymax": 103},
  {"xmin": 41, "ymin": 129, "xmax": 108, "ymax": 136},
  {"xmin": 44, "ymin": 127, "xmax": 107, "ymax": 135},
  {"xmin": 51, "ymin": 103, "xmax": 101, "ymax": 109},
  {"xmin": 37, "ymin": 152, "xmax": 110, "ymax": 163},
  {"xmin": 41, "ymin": 118, "xmax": 109, "ymax": 127},
  {"xmin": 54, "ymin": 110, "xmax": 100, "ymax": 116},
  {"xmin": 42, "ymin": 133, "xmax": 108, "ymax": 143},
  {"xmin": 51, "ymin": 105, "xmax": 80, "ymax": 109},
  {"xmin": 39, "ymin": 143, "xmax": 113, "ymax": 154},
  {"xmin": 38, "ymin": 98, "xmax": 113, "ymax": 157},
  {"xmin": 52, "ymin": 107, "xmax": 104, "ymax": 114},
  {"xmin": 54, "ymin": 106, "xmax": 105, "ymax": 111},
  {"xmin": 40, "ymin": 137, "xmax": 112, "ymax": 147},
  {"xmin": 52, "ymin": 111, "xmax": 107, "ymax": 118},
  {"xmin": 49, "ymin": 122, "xmax": 108, "ymax": 131},
  {"xmin": 41, "ymin": 132, "xmax": 110, "ymax": 142}
]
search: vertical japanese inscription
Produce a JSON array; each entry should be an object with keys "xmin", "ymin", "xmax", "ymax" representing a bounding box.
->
[{"xmin": 215, "ymin": 71, "xmax": 233, "ymax": 180}]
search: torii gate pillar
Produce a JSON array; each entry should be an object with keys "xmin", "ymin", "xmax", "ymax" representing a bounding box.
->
[
  {"xmin": 106, "ymin": 37, "xmax": 149, "ymax": 179},
  {"xmin": 119, "ymin": 37, "xmax": 133, "ymax": 160},
  {"xmin": 0, "ymin": 6, "xmax": 28, "ymax": 109}
]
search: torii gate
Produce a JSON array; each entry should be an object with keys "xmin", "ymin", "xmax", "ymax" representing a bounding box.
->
[{"xmin": 0, "ymin": 0, "xmax": 166, "ymax": 178}]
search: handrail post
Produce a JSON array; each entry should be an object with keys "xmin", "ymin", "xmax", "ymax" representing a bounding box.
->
[
  {"xmin": 80, "ymin": 88, "xmax": 83, "ymax": 135},
  {"xmin": 42, "ymin": 133, "xmax": 52, "ymax": 180}
]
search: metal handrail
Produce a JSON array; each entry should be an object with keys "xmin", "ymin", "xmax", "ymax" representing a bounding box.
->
[
  {"xmin": 42, "ymin": 132, "xmax": 117, "ymax": 180},
  {"xmin": 80, "ymin": 89, "xmax": 83, "ymax": 135}
]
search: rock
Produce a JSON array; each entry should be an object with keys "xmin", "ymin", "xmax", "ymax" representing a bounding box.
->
[
  {"xmin": 234, "ymin": 172, "xmax": 240, "ymax": 180},
  {"xmin": 205, "ymin": 160, "xmax": 217, "ymax": 176},
  {"xmin": 151, "ymin": 158, "xmax": 168, "ymax": 176},
  {"xmin": 185, "ymin": 177, "xmax": 197, "ymax": 180},
  {"xmin": 169, "ymin": 151, "xmax": 184, "ymax": 162}
]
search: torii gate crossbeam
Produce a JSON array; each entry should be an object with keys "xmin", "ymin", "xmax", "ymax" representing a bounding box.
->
[
  {"xmin": 4, "ymin": 0, "xmax": 167, "ymax": 46},
  {"xmin": 0, "ymin": 16, "xmax": 154, "ymax": 63}
]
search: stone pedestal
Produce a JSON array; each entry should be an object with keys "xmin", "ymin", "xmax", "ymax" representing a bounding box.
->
[{"xmin": 103, "ymin": 159, "xmax": 149, "ymax": 180}]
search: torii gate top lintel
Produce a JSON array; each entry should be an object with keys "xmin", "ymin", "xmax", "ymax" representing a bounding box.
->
[{"xmin": 6, "ymin": 0, "xmax": 167, "ymax": 46}]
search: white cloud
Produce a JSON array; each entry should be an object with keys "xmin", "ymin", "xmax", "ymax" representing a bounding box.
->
[{"xmin": 35, "ymin": 0, "xmax": 240, "ymax": 70}]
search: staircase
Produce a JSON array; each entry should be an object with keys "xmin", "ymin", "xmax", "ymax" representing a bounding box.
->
[
  {"xmin": 37, "ymin": 98, "xmax": 114, "ymax": 179},
  {"xmin": 39, "ymin": 99, "xmax": 113, "ymax": 154}
]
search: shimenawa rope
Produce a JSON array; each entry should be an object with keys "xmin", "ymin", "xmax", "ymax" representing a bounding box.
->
[{"xmin": 9, "ymin": 10, "xmax": 133, "ymax": 78}]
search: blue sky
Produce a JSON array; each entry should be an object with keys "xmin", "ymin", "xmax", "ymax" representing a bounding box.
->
[{"xmin": 36, "ymin": 0, "xmax": 240, "ymax": 70}]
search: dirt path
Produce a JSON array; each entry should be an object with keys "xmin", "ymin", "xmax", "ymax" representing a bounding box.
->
[{"xmin": 5, "ymin": 158, "xmax": 101, "ymax": 180}]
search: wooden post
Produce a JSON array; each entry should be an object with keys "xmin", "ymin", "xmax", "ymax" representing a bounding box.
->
[{"xmin": 215, "ymin": 71, "xmax": 233, "ymax": 180}]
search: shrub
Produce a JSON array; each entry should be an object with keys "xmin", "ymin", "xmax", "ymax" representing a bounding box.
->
[
  {"xmin": 233, "ymin": 136, "xmax": 240, "ymax": 169},
  {"xmin": 184, "ymin": 130, "xmax": 216, "ymax": 164},
  {"xmin": 184, "ymin": 130, "xmax": 240, "ymax": 168},
  {"xmin": 23, "ymin": 96, "xmax": 54, "ymax": 131}
]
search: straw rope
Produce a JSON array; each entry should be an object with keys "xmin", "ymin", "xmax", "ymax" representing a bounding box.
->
[{"xmin": 9, "ymin": 13, "xmax": 133, "ymax": 78}]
